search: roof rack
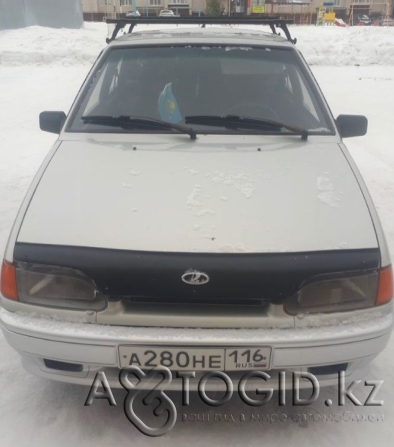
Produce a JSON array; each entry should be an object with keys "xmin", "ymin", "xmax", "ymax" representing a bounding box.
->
[{"xmin": 105, "ymin": 17, "xmax": 296, "ymax": 45}]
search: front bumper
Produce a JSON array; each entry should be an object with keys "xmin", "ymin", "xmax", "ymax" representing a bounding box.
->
[{"xmin": 1, "ymin": 305, "xmax": 393, "ymax": 390}]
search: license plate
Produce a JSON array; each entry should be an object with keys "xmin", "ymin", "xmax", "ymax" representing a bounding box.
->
[{"xmin": 119, "ymin": 346, "xmax": 271, "ymax": 371}]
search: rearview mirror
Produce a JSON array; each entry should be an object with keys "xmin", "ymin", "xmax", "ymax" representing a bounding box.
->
[
  {"xmin": 39, "ymin": 111, "xmax": 67, "ymax": 134},
  {"xmin": 336, "ymin": 115, "xmax": 368, "ymax": 138}
]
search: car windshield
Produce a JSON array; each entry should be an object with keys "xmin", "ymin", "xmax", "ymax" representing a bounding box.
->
[{"xmin": 68, "ymin": 45, "xmax": 333, "ymax": 135}]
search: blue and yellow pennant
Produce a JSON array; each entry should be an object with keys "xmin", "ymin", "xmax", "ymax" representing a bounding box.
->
[{"xmin": 158, "ymin": 83, "xmax": 182, "ymax": 124}]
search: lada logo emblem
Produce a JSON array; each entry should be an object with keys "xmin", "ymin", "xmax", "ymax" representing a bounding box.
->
[{"xmin": 182, "ymin": 269, "xmax": 210, "ymax": 285}]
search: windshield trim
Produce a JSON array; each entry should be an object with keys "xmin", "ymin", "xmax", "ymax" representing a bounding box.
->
[
  {"xmin": 66, "ymin": 128, "xmax": 333, "ymax": 137},
  {"xmin": 65, "ymin": 44, "xmax": 336, "ymax": 137}
]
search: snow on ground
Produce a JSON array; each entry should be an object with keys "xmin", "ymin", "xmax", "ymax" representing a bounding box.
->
[
  {"xmin": 1, "ymin": 22, "xmax": 394, "ymax": 67},
  {"xmin": 0, "ymin": 24, "xmax": 394, "ymax": 447}
]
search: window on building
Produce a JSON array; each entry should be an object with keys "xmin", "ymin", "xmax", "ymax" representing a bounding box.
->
[
  {"xmin": 150, "ymin": 0, "xmax": 162, "ymax": 5},
  {"xmin": 100, "ymin": 0, "xmax": 113, "ymax": 5},
  {"xmin": 120, "ymin": 0, "xmax": 132, "ymax": 5}
]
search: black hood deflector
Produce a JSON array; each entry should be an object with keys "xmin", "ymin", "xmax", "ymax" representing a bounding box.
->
[{"xmin": 14, "ymin": 243, "xmax": 380, "ymax": 303}]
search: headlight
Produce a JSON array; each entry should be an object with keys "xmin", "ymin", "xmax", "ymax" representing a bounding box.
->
[
  {"xmin": 284, "ymin": 270, "xmax": 379, "ymax": 315},
  {"xmin": 15, "ymin": 263, "xmax": 106, "ymax": 311}
]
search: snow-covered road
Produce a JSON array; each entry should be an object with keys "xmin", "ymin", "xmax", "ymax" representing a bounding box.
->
[{"xmin": 1, "ymin": 25, "xmax": 394, "ymax": 446}]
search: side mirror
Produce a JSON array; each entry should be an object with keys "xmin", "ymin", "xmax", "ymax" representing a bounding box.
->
[
  {"xmin": 336, "ymin": 114, "xmax": 368, "ymax": 138},
  {"xmin": 39, "ymin": 111, "xmax": 67, "ymax": 134}
]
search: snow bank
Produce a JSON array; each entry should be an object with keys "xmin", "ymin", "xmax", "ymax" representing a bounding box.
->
[
  {"xmin": 1, "ymin": 22, "xmax": 394, "ymax": 67},
  {"xmin": 295, "ymin": 26, "xmax": 394, "ymax": 66},
  {"xmin": 0, "ymin": 22, "xmax": 104, "ymax": 66}
]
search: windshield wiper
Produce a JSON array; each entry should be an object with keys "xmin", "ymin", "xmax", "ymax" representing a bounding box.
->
[
  {"xmin": 81, "ymin": 115, "xmax": 197, "ymax": 140},
  {"xmin": 185, "ymin": 115, "xmax": 308, "ymax": 140}
]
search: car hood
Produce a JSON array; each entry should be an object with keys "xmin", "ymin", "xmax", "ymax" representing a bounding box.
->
[{"xmin": 18, "ymin": 136, "xmax": 378, "ymax": 253}]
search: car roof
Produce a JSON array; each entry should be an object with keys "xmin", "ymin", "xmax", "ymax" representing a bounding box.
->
[{"xmin": 110, "ymin": 26, "xmax": 292, "ymax": 47}]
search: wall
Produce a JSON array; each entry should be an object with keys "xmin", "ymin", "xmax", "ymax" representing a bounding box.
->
[
  {"xmin": 0, "ymin": 0, "xmax": 84, "ymax": 30},
  {"xmin": 82, "ymin": 0, "xmax": 100, "ymax": 12}
]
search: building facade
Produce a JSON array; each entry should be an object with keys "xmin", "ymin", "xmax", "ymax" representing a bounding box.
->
[
  {"xmin": 81, "ymin": 0, "xmax": 208, "ymax": 18},
  {"xmin": 81, "ymin": 0, "xmax": 393, "ymax": 20}
]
